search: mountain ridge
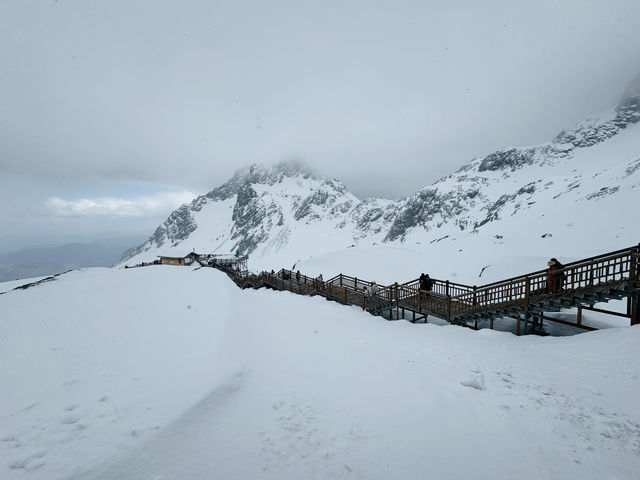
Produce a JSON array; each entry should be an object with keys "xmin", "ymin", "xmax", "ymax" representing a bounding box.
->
[{"xmin": 122, "ymin": 80, "xmax": 640, "ymax": 267}]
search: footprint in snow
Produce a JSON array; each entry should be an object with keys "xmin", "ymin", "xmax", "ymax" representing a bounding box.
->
[
  {"xmin": 461, "ymin": 379, "xmax": 484, "ymax": 390},
  {"xmin": 61, "ymin": 416, "xmax": 80, "ymax": 425},
  {"xmin": 461, "ymin": 372, "xmax": 485, "ymax": 390},
  {"xmin": 9, "ymin": 451, "xmax": 46, "ymax": 471}
]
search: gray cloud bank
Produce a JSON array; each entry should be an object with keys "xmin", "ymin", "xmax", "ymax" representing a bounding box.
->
[
  {"xmin": 45, "ymin": 191, "xmax": 196, "ymax": 217},
  {"xmin": 1, "ymin": 0, "xmax": 639, "ymax": 250}
]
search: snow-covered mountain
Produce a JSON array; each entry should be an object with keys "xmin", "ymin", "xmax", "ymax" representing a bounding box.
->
[
  {"xmin": 121, "ymin": 160, "xmax": 398, "ymax": 266},
  {"xmin": 123, "ymin": 78, "xmax": 640, "ymax": 269}
]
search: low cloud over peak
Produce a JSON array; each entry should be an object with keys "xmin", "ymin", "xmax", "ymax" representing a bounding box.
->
[{"xmin": 45, "ymin": 191, "xmax": 197, "ymax": 218}]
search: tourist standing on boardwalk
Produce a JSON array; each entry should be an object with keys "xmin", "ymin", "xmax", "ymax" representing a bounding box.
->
[
  {"xmin": 419, "ymin": 273, "xmax": 433, "ymax": 292},
  {"xmin": 546, "ymin": 258, "xmax": 565, "ymax": 293}
]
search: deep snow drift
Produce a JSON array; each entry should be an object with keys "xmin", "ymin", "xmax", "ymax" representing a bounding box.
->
[{"xmin": 1, "ymin": 266, "xmax": 639, "ymax": 479}]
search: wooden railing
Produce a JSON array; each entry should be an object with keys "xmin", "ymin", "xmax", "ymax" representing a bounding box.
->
[
  {"xmin": 449, "ymin": 246, "xmax": 639, "ymax": 319},
  {"xmin": 402, "ymin": 277, "xmax": 474, "ymax": 298},
  {"xmin": 217, "ymin": 244, "xmax": 640, "ymax": 326}
]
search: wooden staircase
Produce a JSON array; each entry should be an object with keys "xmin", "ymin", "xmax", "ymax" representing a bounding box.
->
[{"xmin": 213, "ymin": 244, "xmax": 640, "ymax": 334}]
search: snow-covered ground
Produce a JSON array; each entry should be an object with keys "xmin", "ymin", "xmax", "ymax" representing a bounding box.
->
[
  {"xmin": 1, "ymin": 266, "xmax": 639, "ymax": 479},
  {"xmin": 0, "ymin": 276, "xmax": 50, "ymax": 294}
]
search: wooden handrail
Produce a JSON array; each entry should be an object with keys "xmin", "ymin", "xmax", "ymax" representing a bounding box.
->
[
  {"xmin": 456, "ymin": 248, "xmax": 635, "ymax": 298},
  {"xmin": 448, "ymin": 247, "xmax": 638, "ymax": 318},
  {"xmin": 207, "ymin": 244, "xmax": 640, "ymax": 326},
  {"xmin": 474, "ymin": 247, "xmax": 637, "ymax": 290}
]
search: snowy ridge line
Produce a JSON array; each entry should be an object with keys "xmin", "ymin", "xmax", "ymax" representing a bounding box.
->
[
  {"xmin": 209, "ymin": 244, "xmax": 640, "ymax": 335},
  {"xmin": 0, "ymin": 270, "xmax": 73, "ymax": 295}
]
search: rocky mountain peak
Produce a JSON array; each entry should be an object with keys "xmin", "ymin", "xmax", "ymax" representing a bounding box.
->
[
  {"xmin": 201, "ymin": 160, "xmax": 321, "ymax": 204},
  {"xmin": 616, "ymin": 72, "xmax": 640, "ymax": 121},
  {"xmin": 233, "ymin": 159, "xmax": 320, "ymax": 188},
  {"xmin": 551, "ymin": 73, "xmax": 640, "ymax": 150}
]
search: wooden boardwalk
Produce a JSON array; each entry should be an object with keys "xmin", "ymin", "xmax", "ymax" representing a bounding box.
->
[{"xmin": 217, "ymin": 244, "xmax": 640, "ymax": 335}]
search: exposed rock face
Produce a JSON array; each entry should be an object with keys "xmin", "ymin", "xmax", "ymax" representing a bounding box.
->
[
  {"xmin": 122, "ymin": 160, "xmax": 352, "ymax": 261},
  {"xmin": 475, "ymin": 183, "xmax": 536, "ymax": 229},
  {"xmin": 122, "ymin": 80, "xmax": 640, "ymax": 265},
  {"xmin": 554, "ymin": 75, "xmax": 640, "ymax": 149},
  {"xmin": 478, "ymin": 148, "xmax": 537, "ymax": 172},
  {"xmin": 230, "ymin": 184, "xmax": 268, "ymax": 254},
  {"xmin": 616, "ymin": 73, "xmax": 640, "ymax": 122},
  {"xmin": 385, "ymin": 185, "xmax": 481, "ymax": 242}
]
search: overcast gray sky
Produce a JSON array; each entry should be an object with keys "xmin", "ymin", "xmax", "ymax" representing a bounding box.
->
[{"xmin": 1, "ymin": 0, "xmax": 640, "ymax": 252}]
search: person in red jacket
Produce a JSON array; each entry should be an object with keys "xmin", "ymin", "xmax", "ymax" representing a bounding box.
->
[{"xmin": 547, "ymin": 258, "xmax": 565, "ymax": 293}]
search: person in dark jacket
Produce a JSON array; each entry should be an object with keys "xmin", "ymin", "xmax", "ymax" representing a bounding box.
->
[
  {"xmin": 419, "ymin": 273, "xmax": 433, "ymax": 292},
  {"xmin": 547, "ymin": 258, "xmax": 565, "ymax": 293}
]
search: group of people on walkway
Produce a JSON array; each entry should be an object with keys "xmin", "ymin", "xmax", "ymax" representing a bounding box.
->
[
  {"xmin": 361, "ymin": 281, "xmax": 379, "ymax": 297},
  {"xmin": 274, "ymin": 268, "xmax": 321, "ymax": 287}
]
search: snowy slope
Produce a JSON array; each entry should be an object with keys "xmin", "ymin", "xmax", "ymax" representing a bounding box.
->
[{"xmin": 1, "ymin": 267, "xmax": 639, "ymax": 480}]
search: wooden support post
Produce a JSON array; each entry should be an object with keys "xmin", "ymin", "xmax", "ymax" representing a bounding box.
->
[
  {"xmin": 395, "ymin": 283, "xmax": 399, "ymax": 321},
  {"xmin": 516, "ymin": 316, "xmax": 521, "ymax": 336},
  {"xmin": 473, "ymin": 286, "xmax": 477, "ymax": 306},
  {"xmin": 413, "ymin": 311, "xmax": 416, "ymax": 322},
  {"xmin": 524, "ymin": 276, "xmax": 530, "ymax": 316},
  {"xmin": 577, "ymin": 307, "xmax": 582, "ymax": 326},
  {"xmin": 446, "ymin": 294, "xmax": 452, "ymax": 322},
  {"xmin": 340, "ymin": 274, "xmax": 343, "ymax": 287},
  {"xmin": 344, "ymin": 287, "xmax": 347, "ymax": 305},
  {"xmin": 630, "ymin": 246, "xmax": 639, "ymax": 326},
  {"xmin": 418, "ymin": 290, "xmax": 422, "ymax": 311},
  {"xmin": 402, "ymin": 307, "xmax": 405, "ymax": 319},
  {"xmin": 446, "ymin": 280, "xmax": 450, "ymax": 297},
  {"xmin": 490, "ymin": 317, "xmax": 494, "ymax": 330}
]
